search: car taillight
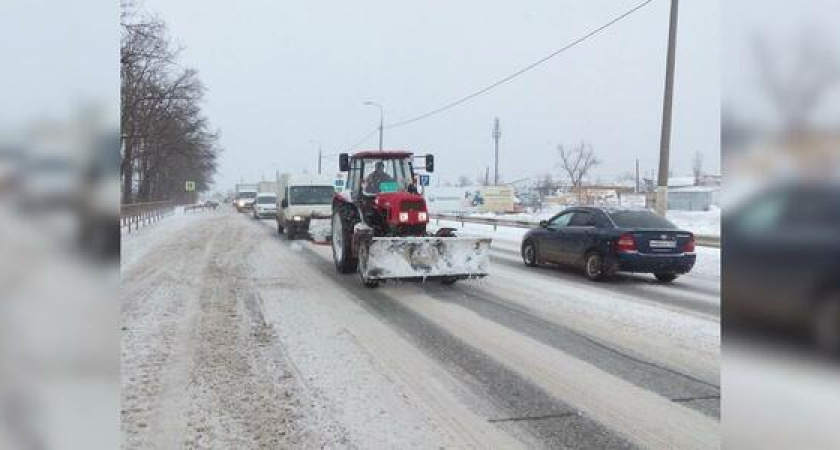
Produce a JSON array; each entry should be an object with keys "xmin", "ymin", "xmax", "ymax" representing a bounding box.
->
[
  {"xmin": 417, "ymin": 211, "xmax": 428, "ymax": 222},
  {"xmin": 683, "ymin": 234, "xmax": 695, "ymax": 253},
  {"xmin": 615, "ymin": 233, "xmax": 638, "ymax": 253},
  {"xmin": 398, "ymin": 212, "xmax": 409, "ymax": 222}
]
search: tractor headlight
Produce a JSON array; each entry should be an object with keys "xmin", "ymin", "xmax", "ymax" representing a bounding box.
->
[
  {"xmin": 417, "ymin": 212, "xmax": 428, "ymax": 222},
  {"xmin": 398, "ymin": 212, "xmax": 409, "ymax": 222},
  {"xmin": 293, "ymin": 215, "xmax": 303, "ymax": 221}
]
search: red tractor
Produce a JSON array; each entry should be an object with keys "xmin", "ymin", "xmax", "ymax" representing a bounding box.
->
[{"xmin": 331, "ymin": 150, "xmax": 491, "ymax": 287}]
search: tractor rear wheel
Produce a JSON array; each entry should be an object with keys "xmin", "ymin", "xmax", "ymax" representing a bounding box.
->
[{"xmin": 332, "ymin": 209, "xmax": 358, "ymax": 273}]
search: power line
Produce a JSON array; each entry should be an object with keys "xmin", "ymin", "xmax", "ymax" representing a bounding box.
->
[
  {"xmin": 343, "ymin": 127, "xmax": 380, "ymax": 151},
  {"xmin": 384, "ymin": 0, "xmax": 655, "ymax": 130}
]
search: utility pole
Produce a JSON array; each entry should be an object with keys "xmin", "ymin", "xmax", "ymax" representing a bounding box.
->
[
  {"xmin": 656, "ymin": 0, "xmax": 679, "ymax": 216},
  {"xmin": 378, "ymin": 112, "xmax": 384, "ymax": 151},
  {"xmin": 492, "ymin": 117, "xmax": 501, "ymax": 185},
  {"xmin": 363, "ymin": 101, "xmax": 384, "ymax": 151},
  {"xmin": 635, "ymin": 158, "xmax": 640, "ymax": 193}
]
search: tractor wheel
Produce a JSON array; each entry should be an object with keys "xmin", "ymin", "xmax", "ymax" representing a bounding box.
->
[{"xmin": 332, "ymin": 209, "xmax": 358, "ymax": 274}]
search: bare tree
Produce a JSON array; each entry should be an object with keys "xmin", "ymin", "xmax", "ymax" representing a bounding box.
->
[
  {"xmin": 692, "ymin": 151, "xmax": 704, "ymax": 185},
  {"xmin": 456, "ymin": 175, "xmax": 472, "ymax": 187},
  {"xmin": 557, "ymin": 141, "xmax": 599, "ymax": 189},
  {"xmin": 121, "ymin": 13, "xmax": 220, "ymax": 204}
]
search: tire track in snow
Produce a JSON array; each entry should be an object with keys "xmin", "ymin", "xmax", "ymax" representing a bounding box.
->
[
  {"xmin": 247, "ymin": 213, "xmax": 719, "ymax": 447},
  {"xmin": 243, "ymin": 218, "xmax": 635, "ymax": 449}
]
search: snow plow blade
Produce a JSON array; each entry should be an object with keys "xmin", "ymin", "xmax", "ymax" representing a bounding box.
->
[{"xmin": 360, "ymin": 236, "xmax": 491, "ymax": 281}]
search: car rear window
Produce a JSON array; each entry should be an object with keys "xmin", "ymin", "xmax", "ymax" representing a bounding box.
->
[
  {"xmin": 608, "ymin": 210, "xmax": 677, "ymax": 229},
  {"xmin": 256, "ymin": 196, "xmax": 275, "ymax": 204}
]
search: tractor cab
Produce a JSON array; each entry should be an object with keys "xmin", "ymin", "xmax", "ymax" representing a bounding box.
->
[
  {"xmin": 338, "ymin": 151, "xmax": 434, "ymax": 235},
  {"xmin": 339, "ymin": 151, "xmax": 433, "ymax": 197}
]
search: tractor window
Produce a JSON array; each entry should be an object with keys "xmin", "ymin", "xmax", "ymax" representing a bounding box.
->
[{"xmin": 361, "ymin": 158, "xmax": 413, "ymax": 195}]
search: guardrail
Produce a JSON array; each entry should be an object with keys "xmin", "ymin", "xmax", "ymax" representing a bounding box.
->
[
  {"xmin": 121, "ymin": 200, "xmax": 175, "ymax": 233},
  {"xmin": 430, "ymin": 213, "xmax": 721, "ymax": 248},
  {"xmin": 184, "ymin": 203, "xmax": 218, "ymax": 213}
]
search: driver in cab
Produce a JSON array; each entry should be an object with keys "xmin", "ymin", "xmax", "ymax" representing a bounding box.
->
[{"xmin": 364, "ymin": 161, "xmax": 394, "ymax": 194}]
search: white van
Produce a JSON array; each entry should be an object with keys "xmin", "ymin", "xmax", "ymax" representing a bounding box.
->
[
  {"xmin": 275, "ymin": 173, "xmax": 335, "ymax": 238},
  {"xmin": 252, "ymin": 192, "xmax": 277, "ymax": 219}
]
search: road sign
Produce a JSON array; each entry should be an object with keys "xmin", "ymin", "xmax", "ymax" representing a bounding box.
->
[
  {"xmin": 418, "ymin": 174, "xmax": 430, "ymax": 187},
  {"xmin": 185, "ymin": 181, "xmax": 196, "ymax": 191}
]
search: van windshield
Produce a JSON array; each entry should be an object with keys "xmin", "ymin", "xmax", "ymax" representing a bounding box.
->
[{"xmin": 290, "ymin": 186, "xmax": 334, "ymax": 205}]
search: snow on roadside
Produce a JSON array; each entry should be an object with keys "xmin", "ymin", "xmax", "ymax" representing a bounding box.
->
[
  {"xmin": 445, "ymin": 206, "xmax": 721, "ymax": 238},
  {"xmin": 121, "ymin": 211, "xmax": 326, "ymax": 448},
  {"xmin": 667, "ymin": 208, "xmax": 721, "ymax": 237},
  {"xmin": 120, "ymin": 207, "xmax": 204, "ymax": 270}
]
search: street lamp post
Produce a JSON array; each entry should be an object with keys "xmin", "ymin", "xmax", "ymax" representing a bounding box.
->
[
  {"xmin": 363, "ymin": 101, "xmax": 384, "ymax": 151},
  {"xmin": 310, "ymin": 139, "xmax": 323, "ymax": 174}
]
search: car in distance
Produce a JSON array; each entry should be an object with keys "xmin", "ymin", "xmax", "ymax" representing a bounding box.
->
[
  {"xmin": 521, "ymin": 206, "xmax": 696, "ymax": 282},
  {"xmin": 252, "ymin": 192, "xmax": 277, "ymax": 219}
]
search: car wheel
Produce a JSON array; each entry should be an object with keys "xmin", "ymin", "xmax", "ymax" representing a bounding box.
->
[
  {"xmin": 440, "ymin": 277, "xmax": 458, "ymax": 286},
  {"xmin": 654, "ymin": 273, "xmax": 678, "ymax": 283},
  {"xmin": 813, "ymin": 294, "xmax": 840, "ymax": 355},
  {"xmin": 522, "ymin": 240, "xmax": 538, "ymax": 267},
  {"xmin": 584, "ymin": 252, "xmax": 606, "ymax": 281},
  {"xmin": 332, "ymin": 209, "xmax": 358, "ymax": 274}
]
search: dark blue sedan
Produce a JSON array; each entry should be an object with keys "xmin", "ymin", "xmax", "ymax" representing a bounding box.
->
[{"xmin": 521, "ymin": 207, "xmax": 696, "ymax": 282}]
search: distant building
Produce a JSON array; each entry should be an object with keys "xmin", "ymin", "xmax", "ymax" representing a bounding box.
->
[
  {"xmin": 668, "ymin": 186, "xmax": 718, "ymax": 211},
  {"xmin": 642, "ymin": 176, "xmax": 720, "ymax": 211}
]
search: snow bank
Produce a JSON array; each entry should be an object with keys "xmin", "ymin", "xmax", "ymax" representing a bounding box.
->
[{"xmin": 667, "ymin": 208, "xmax": 721, "ymax": 237}]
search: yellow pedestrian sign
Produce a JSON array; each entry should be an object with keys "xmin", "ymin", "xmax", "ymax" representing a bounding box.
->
[{"xmin": 185, "ymin": 181, "xmax": 196, "ymax": 191}]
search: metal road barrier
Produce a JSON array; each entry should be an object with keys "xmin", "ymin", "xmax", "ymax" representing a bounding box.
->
[
  {"xmin": 430, "ymin": 213, "xmax": 721, "ymax": 248},
  {"xmin": 121, "ymin": 200, "xmax": 175, "ymax": 233},
  {"xmin": 184, "ymin": 203, "xmax": 217, "ymax": 213}
]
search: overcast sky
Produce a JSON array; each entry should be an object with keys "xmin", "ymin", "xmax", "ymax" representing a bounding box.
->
[{"xmin": 133, "ymin": 0, "xmax": 719, "ymax": 189}]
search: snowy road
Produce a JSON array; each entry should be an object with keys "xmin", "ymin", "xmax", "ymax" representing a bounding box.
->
[{"xmin": 122, "ymin": 208, "xmax": 720, "ymax": 449}]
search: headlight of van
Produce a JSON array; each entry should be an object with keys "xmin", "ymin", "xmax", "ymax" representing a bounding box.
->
[{"xmin": 293, "ymin": 215, "xmax": 303, "ymax": 221}]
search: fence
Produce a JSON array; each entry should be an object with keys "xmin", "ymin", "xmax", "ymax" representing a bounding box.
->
[
  {"xmin": 121, "ymin": 200, "xmax": 175, "ymax": 233},
  {"xmin": 184, "ymin": 202, "xmax": 217, "ymax": 213},
  {"xmin": 430, "ymin": 213, "xmax": 721, "ymax": 248}
]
